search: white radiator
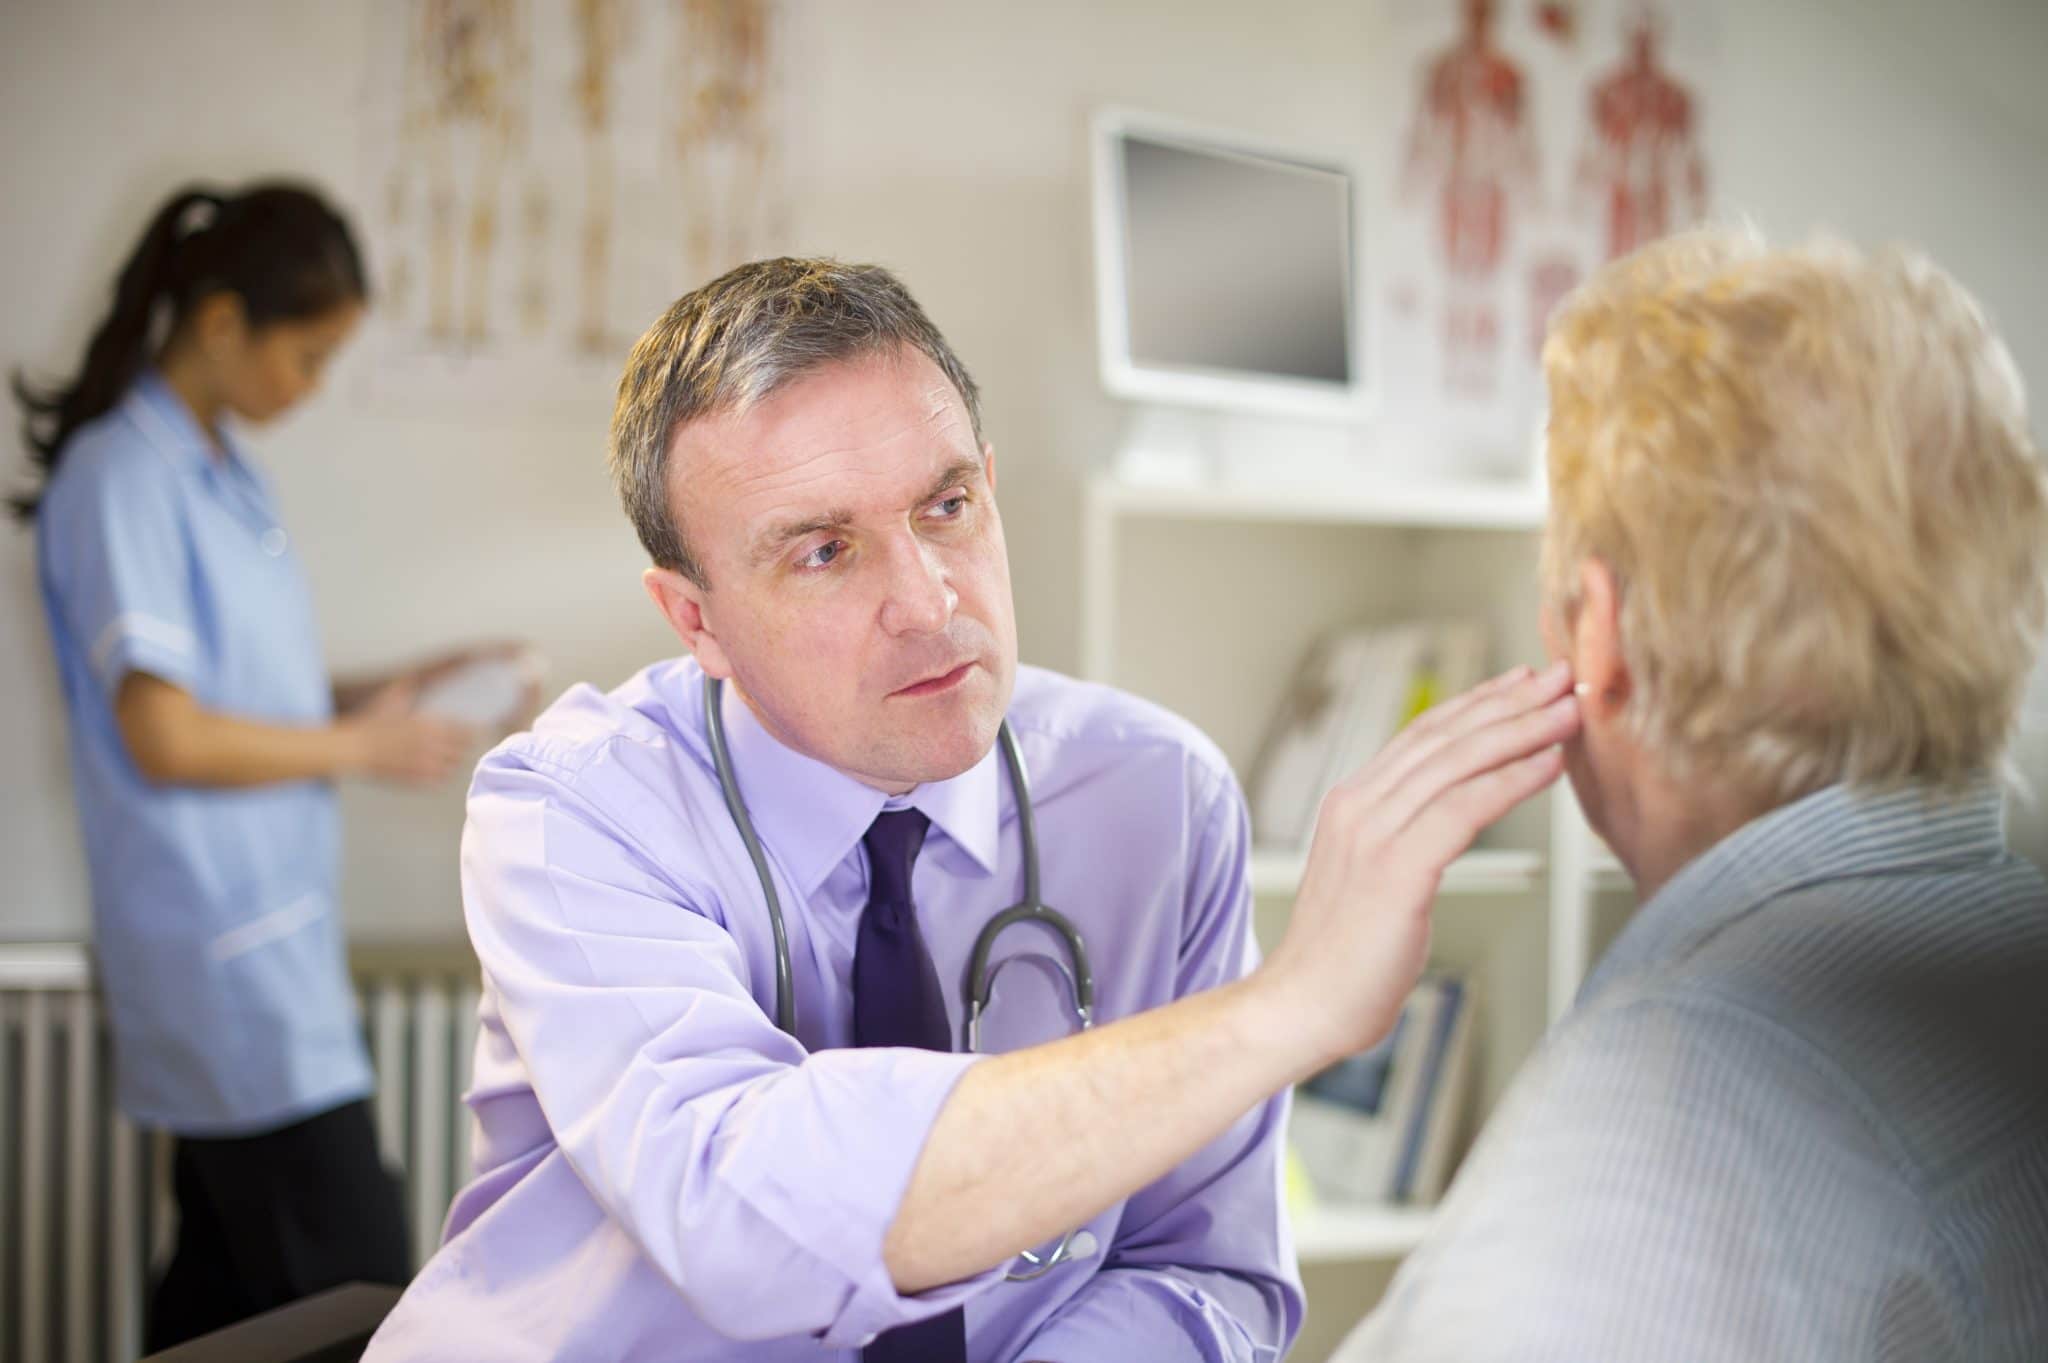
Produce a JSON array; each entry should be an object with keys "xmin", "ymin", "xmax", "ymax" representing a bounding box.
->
[{"xmin": 0, "ymin": 943, "xmax": 480, "ymax": 1363}]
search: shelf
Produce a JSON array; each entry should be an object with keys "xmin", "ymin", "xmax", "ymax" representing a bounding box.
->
[
  {"xmin": 1088, "ymin": 471, "xmax": 1547, "ymax": 532},
  {"xmin": 1293, "ymin": 1202, "xmax": 1437, "ymax": 1262},
  {"xmin": 1255, "ymin": 844, "xmax": 1629, "ymax": 898},
  {"xmin": 1590, "ymin": 849, "xmax": 1632, "ymax": 889},
  {"xmin": 1252, "ymin": 846, "xmax": 1544, "ymax": 898},
  {"xmin": 0, "ymin": 942, "xmax": 92, "ymax": 989}
]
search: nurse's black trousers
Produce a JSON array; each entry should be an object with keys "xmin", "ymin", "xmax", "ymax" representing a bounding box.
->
[{"xmin": 144, "ymin": 1097, "xmax": 411, "ymax": 1352}]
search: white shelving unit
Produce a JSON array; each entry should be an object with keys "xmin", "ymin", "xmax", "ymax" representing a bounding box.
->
[
  {"xmin": 1251, "ymin": 846, "xmax": 1546, "ymax": 899},
  {"xmin": 1084, "ymin": 470, "xmax": 1550, "ymax": 533},
  {"xmin": 1080, "ymin": 468, "xmax": 1627, "ymax": 1274}
]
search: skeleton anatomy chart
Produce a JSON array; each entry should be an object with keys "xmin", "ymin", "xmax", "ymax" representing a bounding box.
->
[
  {"xmin": 1374, "ymin": 0, "xmax": 1717, "ymax": 471},
  {"xmin": 361, "ymin": 0, "xmax": 787, "ymax": 404}
]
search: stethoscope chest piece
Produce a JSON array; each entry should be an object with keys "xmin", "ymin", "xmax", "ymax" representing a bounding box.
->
[{"xmin": 964, "ymin": 901, "xmax": 1094, "ymax": 1053}]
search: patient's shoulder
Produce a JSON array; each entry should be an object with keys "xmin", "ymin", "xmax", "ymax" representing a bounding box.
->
[{"xmin": 1606, "ymin": 864, "xmax": 2048, "ymax": 1180}]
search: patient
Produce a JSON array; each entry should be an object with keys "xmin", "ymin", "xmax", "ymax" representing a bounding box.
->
[{"xmin": 1336, "ymin": 230, "xmax": 2048, "ymax": 1361}]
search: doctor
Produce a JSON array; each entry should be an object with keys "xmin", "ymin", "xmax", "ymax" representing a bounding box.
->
[{"xmin": 367, "ymin": 257, "xmax": 1578, "ymax": 1362}]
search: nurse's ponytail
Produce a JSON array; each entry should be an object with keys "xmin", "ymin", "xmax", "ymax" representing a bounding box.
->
[{"xmin": 10, "ymin": 182, "xmax": 368, "ymax": 522}]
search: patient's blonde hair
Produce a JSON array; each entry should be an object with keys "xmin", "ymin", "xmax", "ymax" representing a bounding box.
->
[{"xmin": 1542, "ymin": 227, "xmax": 2048, "ymax": 802}]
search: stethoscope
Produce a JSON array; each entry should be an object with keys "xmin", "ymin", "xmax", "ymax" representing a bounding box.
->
[{"xmin": 703, "ymin": 675, "xmax": 1099, "ymax": 1281}]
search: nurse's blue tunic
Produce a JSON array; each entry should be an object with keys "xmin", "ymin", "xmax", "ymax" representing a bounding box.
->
[{"xmin": 36, "ymin": 371, "xmax": 372, "ymax": 1135}]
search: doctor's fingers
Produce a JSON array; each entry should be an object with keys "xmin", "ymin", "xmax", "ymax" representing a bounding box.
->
[
  {"xmin": 1341, "ymin": 662, "xmax": 1572, "ymax": 811},
  {"xmin": 1394, "ymin": 744, "xmax": 1570, "ymax": 880},
  {"xmin": 1350, "ymin": 692, "xmax": 1579, "ymax": 850},
  {"xmin": 1404, "ymin": 661, "xmax": 1572, "ymax": 758},
  {"xmin": 1404, "ymin": 662, "xmax": 1535, "ymax": 739}
]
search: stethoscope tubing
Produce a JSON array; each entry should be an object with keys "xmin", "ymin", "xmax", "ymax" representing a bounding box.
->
[
  {"xmin": 704, "ymin": 677, "xmax": 799, "ymax": 1034},
  {"xmin": 702, "ymin": 674, "xmax": 1096, "ymax": 1280}
]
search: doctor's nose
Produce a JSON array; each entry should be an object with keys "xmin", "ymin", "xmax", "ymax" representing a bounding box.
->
[{"xmin": 878, "ymin": 536, "xmax": 956, "ymax": 637}]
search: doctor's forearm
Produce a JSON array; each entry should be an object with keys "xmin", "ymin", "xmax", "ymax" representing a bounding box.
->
[
  {"xmin": 884, "ymin": 970, "xmax": 1319, "ymax": 1294},
  {"xmin": 887, "ymin": 665, "xmax": 1574, "ymax": 1293}
]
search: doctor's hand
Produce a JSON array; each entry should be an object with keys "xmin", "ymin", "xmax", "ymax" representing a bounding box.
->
[
  {"xmin": 1257, "ymin": 660, "xmax": 1579, "ymax": 1070},
  {"xmin": 341, "ymin": 678, "xmax": 479, "ymax": 787},
  {"xmin": 884, "ymin": 660, "xmax": 1578, "ymax": 1298}
]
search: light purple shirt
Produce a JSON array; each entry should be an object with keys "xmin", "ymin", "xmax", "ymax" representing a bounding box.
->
[{"xmin": 366, "ymin": 656, "xmax": 1302, "ymax": 1362}]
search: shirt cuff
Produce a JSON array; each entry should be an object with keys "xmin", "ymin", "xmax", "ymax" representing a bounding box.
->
[
  {"xmin": 91, "ymin": 612, "xmax": 199, "ymax": 696},
  {"xmin": 1016, "ymin": 1267, "xmax": 1271, "ymax": 1363},
  {"xmin": 719, "ymin": 1046, "xmax": 1006, "ymax": 1349}
]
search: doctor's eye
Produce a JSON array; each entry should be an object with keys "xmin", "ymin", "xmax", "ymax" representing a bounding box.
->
[
  {"xmin": 797, "ymin": 540, "xmax": 846, "ymax": 571},
  {"xmin": 928, "ymin": 492, "xmax": 969, "ymax": 520}
]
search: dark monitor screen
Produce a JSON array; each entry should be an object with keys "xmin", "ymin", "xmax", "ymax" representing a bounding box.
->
[{"xmin": 1118, "ymin": 134, "xmax": 1353, "ymax": 387}]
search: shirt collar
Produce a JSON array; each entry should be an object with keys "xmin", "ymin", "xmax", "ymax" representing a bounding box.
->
[
  {"xmin": 1578, "ymin": 775, "xmax": 2008, "ymax": 1009},
  {"xmin": 716, "ymin": 681, "xmax": 1002, "ymax": 900},
  {"xmin": 902, "ymin": 737, "xmax": 1001, "ymax": 878},
  {"xmin": 127, "ymin": 369, "xmax": 254, "ymax": 482}
]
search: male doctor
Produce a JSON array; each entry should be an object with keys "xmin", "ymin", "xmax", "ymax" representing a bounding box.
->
[{"xmin": 365, "ymin": 257, "xmax": 1577, "ymax": 1361}]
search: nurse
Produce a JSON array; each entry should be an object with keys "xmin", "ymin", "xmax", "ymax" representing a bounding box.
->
[{"xmin": 13, "ymin": 182, "xmax": 504, "ymax": 1349}]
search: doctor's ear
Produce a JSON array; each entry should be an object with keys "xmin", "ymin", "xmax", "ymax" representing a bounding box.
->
[{"xmin": 642, "ymin": 566, "xmax": 734, "ymax": 679}]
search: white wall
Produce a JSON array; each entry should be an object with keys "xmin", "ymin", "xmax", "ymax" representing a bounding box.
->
[{"xmin": 4, "ymin": 0, "xmax": 2046, "ymax": 944}]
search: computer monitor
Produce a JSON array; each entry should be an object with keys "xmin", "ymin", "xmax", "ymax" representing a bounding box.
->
[{"xmin": 1091, "ymin": 109, "xmax": 1364, "ymax": 421}]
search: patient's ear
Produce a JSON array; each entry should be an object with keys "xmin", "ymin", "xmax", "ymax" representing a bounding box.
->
[{"xmin": 1572, "ymin": 558, "xmax": 1629, "ymax": 716}]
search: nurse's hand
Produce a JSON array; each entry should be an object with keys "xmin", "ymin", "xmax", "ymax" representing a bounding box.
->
[
  {"xmin": 343, "ymin": 678, "xmax": 479, "ymax": 786},
  {"xmin": 409, "ymin": 639, "xmax": 547, "ymax": 734},
  {"xmin": 1258, "ymin": 660, "xmax": 1580, "ymax": 1068}
]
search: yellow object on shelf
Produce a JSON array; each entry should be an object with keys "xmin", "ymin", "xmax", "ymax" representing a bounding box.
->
[{"xmin": 1284, "ymin": 1142, "xmax": 1320, "ymax": 1218}]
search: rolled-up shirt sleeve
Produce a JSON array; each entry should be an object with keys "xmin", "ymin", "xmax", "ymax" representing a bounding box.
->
[
  {"xmin": 462, "ymin": 746, "xmax": 1004, "ymax": 1346},
  {"xmin": 1015, "ymin": 762, "xmax": 1304, "ymax": 1362},
  {"xmin": 43, "ymin": 442, "xmax": 201, "ymax": 698}
]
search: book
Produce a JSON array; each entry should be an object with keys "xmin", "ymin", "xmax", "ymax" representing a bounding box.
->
[
  {"xmin": 1250, "ymin": 620, "xmax": 1490, "ymax": 854},
  {"xmin": 1392, "ymin": 977, "xmax": 1470, "ymax": 1204},
  {"xmin": 1288, "ymin": 975, "xmax": 1479, "ymax": 1210},
  {"xmin": 1288, "ymin": 983, "xmax": 1441, "ymax": 1203},
  {"xmin": 1318, "ymin": 626, "xmax": 1428, "ymax": 834},
  {"xmin": 1409, "ymin": 979, "xmax": 1477, "ymax": 1204},
  {"xmin": 1250, "ymin": 629, "xmax": 1386, "ymax": 848}
]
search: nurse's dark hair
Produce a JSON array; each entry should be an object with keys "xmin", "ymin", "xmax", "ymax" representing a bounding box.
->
[
  {"xmin": 9, "ymin": 181, "xmax": 367, "ymax": 522},
  {"xmin": 609, "ymin": 256, "xmax": 983, "ymax": 588}
]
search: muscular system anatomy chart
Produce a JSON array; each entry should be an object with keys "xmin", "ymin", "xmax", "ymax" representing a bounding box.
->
[{"xmin": 1374, "ymin": 0, "xmax": 1718, "ymax": 469}]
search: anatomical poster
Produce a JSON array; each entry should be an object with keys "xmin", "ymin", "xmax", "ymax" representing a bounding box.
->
[
  {"xmin": 1371, "ymin": 0, "xmax": 1720, "ymax": 476},
  {"xmin": 357, "ymin": 0, "xmax": 790, "ymax": 407}
]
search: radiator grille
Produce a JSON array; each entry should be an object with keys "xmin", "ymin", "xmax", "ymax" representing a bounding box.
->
[{"xmin": 1, "ymin": 944, "xmax": 478, "ymax": 1363}]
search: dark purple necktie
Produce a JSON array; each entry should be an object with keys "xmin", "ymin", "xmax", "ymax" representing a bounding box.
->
[{"xmin": 854, "ymin": 809, "xmax": 968, "ymax": 1363}]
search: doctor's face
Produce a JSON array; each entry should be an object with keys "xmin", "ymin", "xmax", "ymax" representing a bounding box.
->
[{"xmin": 656, "ymin": 346, "xmax": 1018, "ymax": 792}]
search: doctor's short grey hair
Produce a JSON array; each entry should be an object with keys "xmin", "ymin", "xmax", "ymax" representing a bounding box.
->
[{"xmin": 608, "ymin": 256, "xmax": 984, "ymax": 589}]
